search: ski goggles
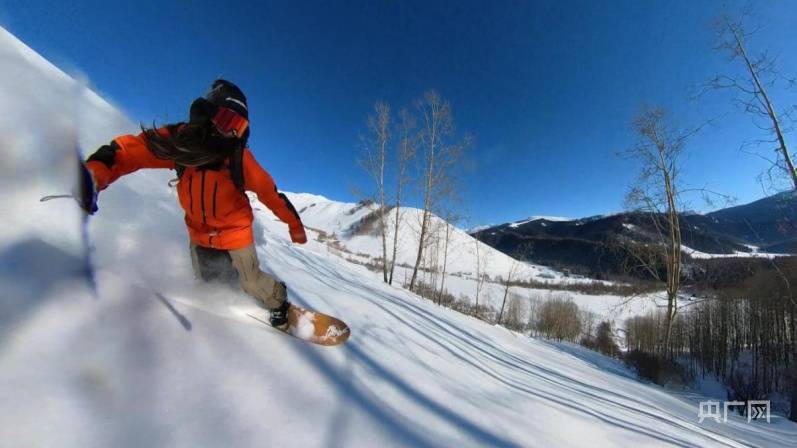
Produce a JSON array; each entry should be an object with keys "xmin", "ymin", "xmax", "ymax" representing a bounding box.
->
[{"xmin": 211, "ymin": 106, "xmax": 249, "ymax": 138}]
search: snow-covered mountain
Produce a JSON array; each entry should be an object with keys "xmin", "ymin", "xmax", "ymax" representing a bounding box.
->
[
  {"xmin": 287, "ymin": 192, "xmax": 571, "ymax": 282},
  {"xmin": 2, "ymin": 26, "xmax": 796, "ymax": 447},
  {"xmin": 472, "ymin": 195, "xmax": 796, "ymax": 280}
]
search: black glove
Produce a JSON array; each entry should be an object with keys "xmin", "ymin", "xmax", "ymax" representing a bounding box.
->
[{"xmin": 76, "ymin": 159, "xmax": 98, "ymax": 215}]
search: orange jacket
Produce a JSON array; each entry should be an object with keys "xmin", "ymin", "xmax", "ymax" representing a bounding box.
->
[{"xmin": 86, "ymin": 129, "xmax": 305, "ymax": 250}]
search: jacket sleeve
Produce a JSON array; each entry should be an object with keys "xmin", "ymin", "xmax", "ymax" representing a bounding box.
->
[
  {"xmin": 85, "ymin": 129, "xmax": 176, "ymax": 190},
  {"xmin": 242, "ymin": 148, "xmax": 304, "ymax": 230}
]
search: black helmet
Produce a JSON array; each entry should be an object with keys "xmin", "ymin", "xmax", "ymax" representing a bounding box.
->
[
  {"xmin": 205, "ymin": 79, "xmax": 248, "ymax": 119},
  {"xmin": 189, "ymin": 79, "xmax": 250, "ymax": 142}
]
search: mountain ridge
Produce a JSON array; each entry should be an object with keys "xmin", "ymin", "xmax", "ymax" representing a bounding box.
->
[{"xmin": 471, "ymin": 191, "xmax": 796, "ymax": 278}]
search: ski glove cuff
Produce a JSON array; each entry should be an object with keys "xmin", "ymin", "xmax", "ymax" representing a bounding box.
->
[{"xmin": 289, "ymin": 224, "xmax": 307, "ymax": 244}]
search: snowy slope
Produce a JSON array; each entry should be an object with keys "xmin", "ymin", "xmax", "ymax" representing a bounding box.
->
[
  {"xmin": 508, "ymin": 216, "xmax": 572, "ymax": 228},
  {"xmin": 278, "ymin": 194, "xmax": 666, "ymax": 327},
  {"xmin": 2, "ymin": 27, "xmax": 797, "ymax": 448},
  {"xmin": 289, "ymin": 193, "xmax": 571, "ymax": 282},
  {"xmin": 682, "ymin": 245, "xmax": 792, "ymax": 259}
]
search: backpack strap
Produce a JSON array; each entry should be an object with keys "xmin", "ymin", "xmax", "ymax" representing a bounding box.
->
[{"xmin": 229, "ymin": 146, "xmax": 245, "ymax": 193}]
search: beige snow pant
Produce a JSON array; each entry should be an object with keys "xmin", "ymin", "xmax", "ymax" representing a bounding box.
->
[{"xmin": 189, "ymin": 242, "xmax": 287, "ymax": 310}]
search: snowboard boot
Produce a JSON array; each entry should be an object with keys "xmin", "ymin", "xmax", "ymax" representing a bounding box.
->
[{"xmin": 269, "ymin": 283, "xmax": 291, "ymax": 329}]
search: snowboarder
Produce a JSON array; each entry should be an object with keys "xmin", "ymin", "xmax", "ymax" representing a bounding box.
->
[{"xmin": 79, "ymin": 79, "xmax": 307, "ymax": 329}]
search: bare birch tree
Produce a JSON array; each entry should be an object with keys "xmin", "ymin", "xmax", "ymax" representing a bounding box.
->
[
  {"xmin": 388, "ymin": 109, "xmax": 417, "ymax": 285},
  {"xmin": 707, "ymin": 7, "xmax": 797, "ymax": 189},
  {"xmin": 436, "ymin": 212, "xmax": 460, "ymax": 304},
  {"xmin": 623, "ymin": 105, "xmax": 698, "ymax": 353},
  {"xmin": 358, "ymin": 102, "xmax": 392, "ymax": 282},
  {"xmin": 498, "ymin": 244, "xmax": 532, "ymax": 325},
  {"xmin": 408, "ymin": 90, "xmax": 469, "ymax": 291},
  {"xmin": 427, "ymin": 219, "xmax": 443, "ymax": 293},
  {"xmin": 474, "ymin": 238, "xmax": 491, "ymax": 316}
]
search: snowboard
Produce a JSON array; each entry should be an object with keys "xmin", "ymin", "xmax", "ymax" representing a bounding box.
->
[{"xmin": 247, "ymin": 304, "xmax": 350, "ymax": 346}]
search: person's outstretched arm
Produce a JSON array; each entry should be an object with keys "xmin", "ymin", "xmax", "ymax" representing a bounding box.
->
[
  {"xmin": 85, "ymin": 128, "xmax": 176, "ymax": 190},
  {"xmin": 242, "ymin": 149, "xmax": 307, "ymax": 244}
]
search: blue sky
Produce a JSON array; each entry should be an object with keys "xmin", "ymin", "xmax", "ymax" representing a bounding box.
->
[{"xmin": 2, "ymin": 0, "xmax": 796, "ymax": 226}]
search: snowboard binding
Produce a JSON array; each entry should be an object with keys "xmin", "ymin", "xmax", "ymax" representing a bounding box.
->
[{"xmin": 269, "ymin": 297, "xmax": 291, "ymax": 330}]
